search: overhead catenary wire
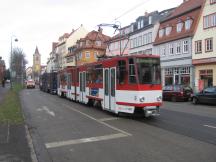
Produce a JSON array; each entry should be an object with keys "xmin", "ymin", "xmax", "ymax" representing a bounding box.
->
[{"xmin": 113, "ymin": 0, "xmax": 151, "ymax": 22}]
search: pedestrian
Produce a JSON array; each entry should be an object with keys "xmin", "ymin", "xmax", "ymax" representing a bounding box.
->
[{"xmin": 2, "ymin": 79, "xmax": 5, "ymax": 87}]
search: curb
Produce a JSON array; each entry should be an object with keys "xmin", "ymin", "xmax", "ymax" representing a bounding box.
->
[
  {"xmin": 25, "ymin": 124, "xmax": 38, "ymax": 162},
  {"xmin": 19, "ymin": 90, "xmax": 39, "ymax": 162}
]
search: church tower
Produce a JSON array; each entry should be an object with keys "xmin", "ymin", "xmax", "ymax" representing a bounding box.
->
[{"xmin": 33, "ymin": 46, "xmax": 41, "ymax": 82}]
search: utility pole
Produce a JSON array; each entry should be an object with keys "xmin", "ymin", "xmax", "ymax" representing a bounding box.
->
[{"xmin": 10, "ymin": 35, "xmax": 18, "ymax": 89}]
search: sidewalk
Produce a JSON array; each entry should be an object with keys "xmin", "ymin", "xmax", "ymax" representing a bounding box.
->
[{"xmin": 0, "ymin": 84, "xmax": 32, "ymax": 162}]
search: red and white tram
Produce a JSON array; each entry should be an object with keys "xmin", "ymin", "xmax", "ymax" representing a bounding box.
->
[{"xmin": 57, "ymin": 54, "xmax": 162, "ymax": 117}]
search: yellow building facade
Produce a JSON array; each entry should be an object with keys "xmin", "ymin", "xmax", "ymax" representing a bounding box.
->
[{"xmin": 72, "ymin": 30, "xmax": 110, "ymax": 66}]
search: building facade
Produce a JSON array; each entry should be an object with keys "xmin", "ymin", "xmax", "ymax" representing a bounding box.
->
[
  {"xmin": 0, "ymin": 57, "xmax": 5, "ymax": 82},
  {"xmin": 56, "ymin": 33, "xmax": 70, "ymax": 70},
  {"xmin": 106, "ymin": 25, "xmax": 131, "ymax": 56},
  {"xmin": 26, "ymin": 67, "xmax": 33, "ymax": 80},
  {"xmin": 33, "ymin": 46, "xmax": 41, "ymax": 82},
  {"xmin": 65, "ymin": 25, "xmax": 88, "ymax": 67},
  {"xmin": 154, "ymin": 0, "xmax": 203, "ymax": 87},
  {"xmin": 130, "ymin": 10, "xmax": 173, "ymax": 55},
  {"xmin": 192, "ymin": 0, "xmax": 216, "ymax": 92},
  {"xmin": 71, "ymin": 30, "xmax": 110, "ymax": 66}
]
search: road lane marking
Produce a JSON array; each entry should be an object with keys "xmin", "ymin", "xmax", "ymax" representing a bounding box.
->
[
  {"xmin": 37, "ymin": 106, "xmax": 55, "ymax": 117},
  {"xmin": 99, "ymin": 117, "xmax": 119, "ymax": 122},
  {"xmin": 62, "ymin": 104, "xmax": 132, "ymax": 136},
  {"xmin": 45, "ymin": 133, "xmax": 128, "ymax": 149},
  {"xmin": 203, "ymin": 125, "xmax": 216, "ymax": 129}
]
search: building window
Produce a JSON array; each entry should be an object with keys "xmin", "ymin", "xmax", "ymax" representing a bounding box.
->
[
  {"xmin": 169, "ymin": 44, "xmax": 174, "ymax": 55},
  {"xmin": 148, "ymin": 32, "xmax": 152, "ymax": 44},
  {"xmin": 138, "ymin": 21, "xmax": 141, "ymax": 29},
  {"xmin": 161, "ymin": 46, "xmax": 166, "ymax": 56},
  {"xmin": 185, "ymin": 18, "xmax": 193, "ymax": 30},
  {"xmin": 85, "ymin": 51, "xmax": 90, "ymax": 58},
  {"xmin": 141, "ymin": 20, "xmax": 144, "ymax": 28},
  {"xmin": 195, "ymin": 40, "xmax": 202, "ymax": 54},
  {"xmin": 183, "ymin": 40, "xmax": 189, "ymax": 53},
  {"xmin": 143, "ymin": 35, "xmax": 147, "ymax": 45},
  {"xmin": 210, "ymin": 0, "xmax": 216, "ymax": 4},
  {"xmin": 79, "ymin": 52, "xmax": 83, "ymax": 59},
  {"xmin": 130, "ymin": 39, "xmax": 134, "ymax": 48},
  {"xmin": 95, "ymin": 41, "xmax": 101, "ymax": 46},
  {"xmin": 204, "ymin": 13, "xmax": 216, "ymax": 29},
  {"xmin": 159, "ymin": 29, "xmax": 164, "ymax": 38},
  {"xmin": 176, "ymin": 42, "xmax": 181, "ymax": 54},
  {"xmin": 205, "ymin": 38, "xmax": 213, "ymax": 52},
  {"xmin": 138, "ymin": 36, "xmax": 142, "ymax": 46},
  {"xmin": 94, "ymin": 51, "xmax": 98, "ymax": 59},
  {"xmin": 149, "ymin": 16, "xmax": 152, "ymax": 24},
  {"xmin": 165, "ymin": 26, "xmax": 172, "ymax": 35},
  {"xmin": 177, "ymin": 22, "xmax": 183, "ymax": 32},
  {"xmin": 133, "ymin": 38, "xmax": 137, "ymax": 48}
]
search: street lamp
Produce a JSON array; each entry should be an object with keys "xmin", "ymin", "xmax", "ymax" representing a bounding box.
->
[{"xmin": 10, "ymin": 35, "xmax": 18, "ymax": 89}]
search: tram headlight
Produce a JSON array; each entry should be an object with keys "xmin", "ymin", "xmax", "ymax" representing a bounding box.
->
[
  {"xmin": 157, "ymin": 96, "xmax": 162, "ymax": 102},
  {"xmin": 139, "ymin": 97, "xmax": 145, "ymax": 102}
]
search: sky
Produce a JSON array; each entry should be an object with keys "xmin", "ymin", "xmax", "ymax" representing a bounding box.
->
[{"xmin": 0, "ymin": 0, "xmax": 182, "ymax": 68}]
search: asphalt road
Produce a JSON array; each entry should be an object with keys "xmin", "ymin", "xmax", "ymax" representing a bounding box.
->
[{"xmin": 20, "ymin": 88, "xmax": 216, "ymax": 162}]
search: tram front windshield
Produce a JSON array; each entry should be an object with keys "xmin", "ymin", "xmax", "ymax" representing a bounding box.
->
[{"xmin": 136, "ymin": 58, "xmax": 161, "ymax": 84}]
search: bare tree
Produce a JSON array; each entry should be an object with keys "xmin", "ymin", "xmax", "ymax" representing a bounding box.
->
[{"xmin": 11, "ymin": 47, "xmax": 28, "ymax": 84}]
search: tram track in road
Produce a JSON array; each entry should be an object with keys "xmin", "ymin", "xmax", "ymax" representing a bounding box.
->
[
  {"xmin": 137, "ymin": 109, "xmax": 216, "ymax": 146},
  {"xmin": 22, "ymin": 89, "xmax": 216, "ymax": 162},
  {"xmin": 39, "ymin": 90, "xmax": 216, "ymax": 146}
]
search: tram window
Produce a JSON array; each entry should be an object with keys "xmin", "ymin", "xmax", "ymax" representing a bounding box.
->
[
  {"xmin": 136, "ymin": 58, "xmax": 161, "ymax": 84},
  {"xmin": 67, "ymin": 74, "xmax": 71, "ymax": 89},
  {"xmin": 88, "ymin": 65, "xmax": 103, "ymax": 84},
  {"xmin": 117, "ymin": 60, "xmax": 127, "ymax": 84},
  {"xmin": 129, "ymin": 58, "xmax": 137, "ymax": 84},
  {"xmin": 111, "ymin": 69, "xmax": 115, "ymax": 97},
  {"xmin": 76, "ymin": 69, "xmax": 79, "ymax": 83},
  {"xmin": 86, "ymin": 72, "xmax": 89, "ymax": 84}
]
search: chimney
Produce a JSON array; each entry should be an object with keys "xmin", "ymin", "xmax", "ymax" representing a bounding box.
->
[
  {"xmin": 98, "ymin": 27, "xmax": 103, "ymax": 34},
  {"xmin": 145, "ymin": 11, "xmax": 148, "ymax": 16}
]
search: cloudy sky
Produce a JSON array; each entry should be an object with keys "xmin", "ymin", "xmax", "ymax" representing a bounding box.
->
[{"xmin": 0, "ymin": 0, "xmax": 182, "ymax": 68}]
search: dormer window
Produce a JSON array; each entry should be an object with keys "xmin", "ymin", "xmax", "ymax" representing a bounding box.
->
[
  {"xmin": 149, "ymin": 16, "xmax": 152, "ymax": 24},
  {"xmin": 159, "ymin": 29, "xmax": 165, "ymax": 38},
  {"xmin": 141, "ymin": 20, "xmax": 144, "ymax": 28},
  {"xmin": 177, "ymin": 21, "xmax": 183, "ymax": 33},
  {"xmin": 185, "ymin": 18, "xmax": 193, "ymax": 30},
  {"xmin": 95, "ymin": 40, "xmax": 101, "ymax": 46},
  {"xmin": 138, "ymin": 21, "xmax": 141, "ymax": 29},
  {"xmin": 165, "ymin": 26, "xmax": 172, "ymax": 35}
]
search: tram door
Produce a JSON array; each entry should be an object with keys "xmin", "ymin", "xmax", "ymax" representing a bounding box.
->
[
  {"xmin": 79, "ymin": 71, "xmax": 86, "ymax": 103},
  {"xmin": 104, "ymin": 68, "xmax": 116, "ymax": 112}
]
